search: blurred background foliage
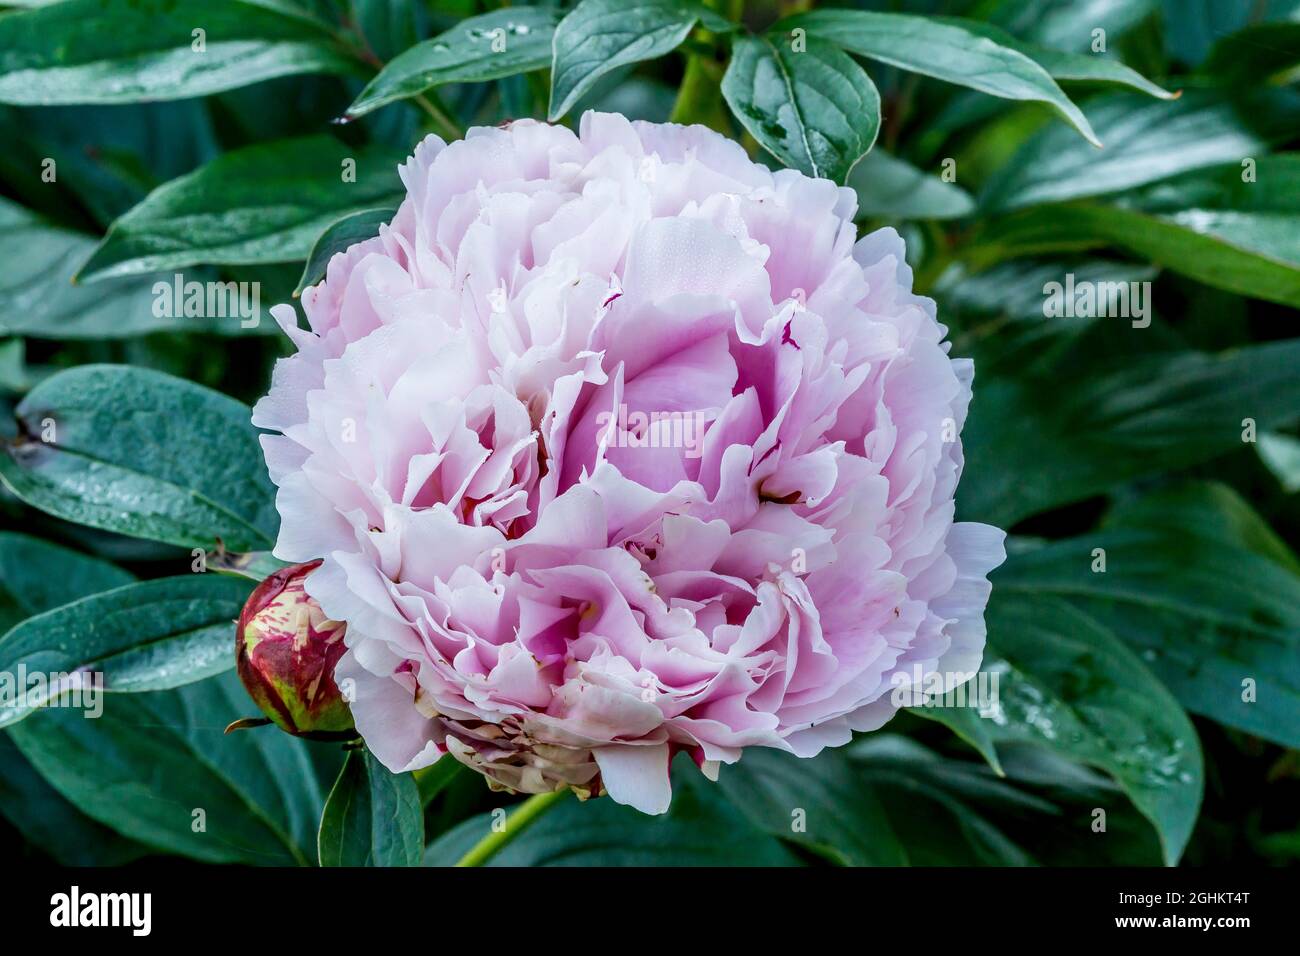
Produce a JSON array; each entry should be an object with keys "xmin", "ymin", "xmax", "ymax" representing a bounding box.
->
[{"xmin": 0, "ymin": 0, "xmax": 1297, "ymax": 867}]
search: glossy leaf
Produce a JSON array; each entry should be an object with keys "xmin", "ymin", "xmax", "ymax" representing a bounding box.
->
[
  {"xmin": 0, "ymin": 531, "xmax": 135, "ymax": 634},
  {"xmin": 936, "ymin": 258, "xmax": 1159, "ymax": 373},
  {"xmin": 0, "ymin": 732, "xmax": 146, "ymax": 865},
  {"xmin": 994, "ymin": 485, "xmax": 1300, "ymax": 751},
  {"xmin": 972, "ymin": 154, "xmax": 1300, "ymax": 308},
  {"xmin": 1015, "ymin": 749, "xmax": 1167, "ymax": 864},
  {"xmin": 1259, "ymin": 432, "xmax": 1300, "ymax": 496},
  {"xmin": 992, "ymin": 0, "xmax": 1159, "ymax": 53},
  {"xmin": 8, "ymin": 672, "xmax": 329, "ymax": 865},
  {"xmin": 976, "ymin": 203, "xmax": 1300, "ymax": 306},
  {"xmin": 0, "ymin": 365, "xmax": 278, "ymax": 551},
  {"xmin": 850, "ymin": 736, "xmax": 1042, "ymax": 865},
  {"xmin": 722, "ymin": 34, "xmax": 880, "ymax": 183},
  {"xmin": 0, "ymin": 575, "xmax": 254, "ymax": 728},
  {"xmin": 1106, "ymin": 481, "xmax": 1300, "ymax": 575},
  {"xmin": 979, "ymin": 595, "xmax": 1203, "ymax": 865},
  {"xmin": 716, "ymin": 746, "xmax": 906, "ymax": 865},
  {"xmin": 937, "ymin": 16, "xmax": 1176, "ymax": 101},
  {"xmin": 0, "ymin": 0, "xmax": 363, "ymax": 106},
  {"xmin": 979, "ymin": 91, "xmax": 1300, "ymax": 212},
  {"xmin": 0, "ymin": 533, "xmax": 145, "ymax": 864},
  {"xmin": 0, "ymin": 198, "xmax": 263, "ymax": 338},
  {"xmin": 348, "ymin": 8, "xmax": 558, "ymax": 118},
  {"xmin": 960, "ymin": 339, "xmax": 1300, "ymax": 525},
  {"xmin": 849, "ymin": 149, "xmax": 975, "ymax": 220},
  {"xmin": 909, "ymin": 702, "xmax": 1005, "ymax": 776},
  {"xmin": 318, "ymin": 749, "xmax": 422, "ymax": 866},
  {"xmin": 550, "ymin": 0, "xmax": 716, "ymax": 121},
  {"xmin": 78, "ymin": 137, "xmax": 407, "ymax": 282},
  {"xmin": 781, "ymin": 10, "xmax": 1098, "ymax": 145},
  {"xmin": 295, "ymin": 206, "xmax": 396, "ymax": 295},
  {"xmin": 877, "ymin": 738, "xmax": 1164, "ymax": 866},
  {"xmin": 911, "ymin": 554, "xmax": 1205, "ymax": 865}
]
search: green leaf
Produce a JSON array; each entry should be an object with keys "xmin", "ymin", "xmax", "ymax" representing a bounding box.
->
[
  {"xmin": 0, "ymin": 340, "xmax": 29, "ymax": 393},
  {"xmin": 1259, "ymin": 431, "xmax": 1300, "ymax": 496},
  {"xmin": 780, "ymin": 10, "xmax": 1099, "ymax": 146},
  {"xmin": 414, "ymin": 757, "xmax": 465, "ymax": 807},
  {"xmin": 0, "ymin": 532, "xmax": 148, "ymax": 865},
  {"xmin": 0, "ymin": 100, "xmax": 219, "ymax": 228},
  {"xmin": 8, "ymin": 671, "xmax": 329, "ymax": 865},
  {"xmin": 994, "ymin": 486, "xmax": 1300, "ymax": 751},
  {"xmin": 425, "ymin": 757, "xmax": 801, "ymax": 866},
  {"xmin": 0, "ymin": 198, "xmax": 265, "ymax": 338},
  {"xmin": 1106, "ymin": 481, "xmax": 1300, "ymax": 575},
  {"xmin": 586, "ymin": 74, "xmax": 679, "ymax": 123},
  {"xmin": 715, "ymin": 746, "xmax": 906, "ymax": 865},
  {"xmin": 1161, "ymin": 0, "xmax": 1288, "ymax": 67},
  {"xmin": 1023, "ymin": 48, "xmax": 1176, "ymax": 101},
  {"xmin": 849, "ymin": 736, "xmax": 1042, "ymax": 865},
  {"xmin": 848, "ymin": 149, "xmax": 975, "ymax": 221},
  {"xmin": 0, "ymin": 0, "xmax": 364, "ymax": 106},
  {"xmin": 0, "ymin": 531, "xmax": 135, "ymax": 634},
  {"xmin": 938, "ymin": 258, "xmax": 1159, "ymax": 323},
  {"xmin": 863, "ymin": 733, "xmax": 1170, "ymax": 868},
  {"xmin": 549, "ymin": 0, "xmax": 712, "ymax": 122},
  {"xmin": 937, "ymin": 17, "xmax": 1176, "ymax": 101},
  {"xmin": 979, "ymin": 91, "xmax": 1300, "ymax": 212},
  {"xmin": 960, "ymin": 339, "xmax": 1300, "ymax": 526},
  {"xmin": 973, "ymin": 204, "xmax": 1300, "ymax": 308},
  {"xmin": 936, "ymin": 258, "xmax": 1159, "ymax": 371},
  {"xmin": 911, "ymin": 551, "xmax": 1205, "ymax": 865},
  {"xmin": 992, "ymin": 0, "xmax": 1159, "ymax": 54},
  {"xmin": 0, "ymin": 365, "xmax": 278, "ymax": 551},
  {"xmin": 909, "ymin": 702, "xmax": 1005, "ymax": 776},
  {"xmin": 348, "ymin": 8, "xmax": 558, "ymax": 119},
  {"xmin": 0, "ymin": 575, "xmax": 253, "ymax": 728},
  {"xmin": 77, "ymin": 136, "xmax": 407, "ymax": 282},
  {"xmin": 318, "ymin": 749, "xmax": 422, "ymax": 866},
  {"xmin": 295, "ymin": 206, "xmax": 395, "ymax": 295},
  {"xmin": 972, "ymin": 153, "xmax": 1300, "ymax": 307},
  {"xmin": 352, "ymin": 0, "xmax": 420, "ymax": 63},
  {"xmin": 1123, "ymin": 152, "xmax": 1300, "ymax": 230},
  {"xmin": 1204, "ymin": 21, "xmax": 1300, "ymax": 85},
  {"xmin": 0, "ymin": 731, "xmax": 146, "ymax": 865},
  {"xmin": 964, "ymin": 742, "xmax": 1165, "ymax": 865},
  {"xmin": 721, "ymin": 34, "xmax": 880, "ymax": 184},
  {"xmin": 978, "ymin": 595, "xmax": 1203, "ymax": 865}
]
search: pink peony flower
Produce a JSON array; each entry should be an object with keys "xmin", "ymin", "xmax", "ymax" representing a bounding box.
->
[{"xmin": 253, "ymin": 113, "xmax": 1005, "ymax": 814}]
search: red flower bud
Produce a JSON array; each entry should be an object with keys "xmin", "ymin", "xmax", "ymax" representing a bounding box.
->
[{"xmin": 233, "ymin": 560, "xmax": 355, "ymax": 741}]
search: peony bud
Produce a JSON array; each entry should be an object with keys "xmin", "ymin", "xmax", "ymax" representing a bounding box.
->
[{"xmin": 233, "ymin": 560, "xmax": 356, "ymax": 741}]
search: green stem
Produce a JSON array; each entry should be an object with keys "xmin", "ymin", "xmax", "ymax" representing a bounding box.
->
[
  {"xmin": 454, "ymin": 789, "xmax": 569, "ymax": 867},
  {"xmin": 670, "ymin": 52, "xmax": 727, "ymax": 129},
  {"xmin": 670, "ymin": 0, "xmax": 732, "ymax": 129},
  {"xmin": 913, "ymin": 219, "xmax": 953, "ymax": 295}
]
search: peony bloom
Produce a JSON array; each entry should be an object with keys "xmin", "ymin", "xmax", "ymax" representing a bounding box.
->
[
  {"xmin": 234, "ymin": 560, "xmax": 356, "ymax": 740},
  {"xmin": 253, "ymin": 113, "xmax": 1005, "ymax": 813}
]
